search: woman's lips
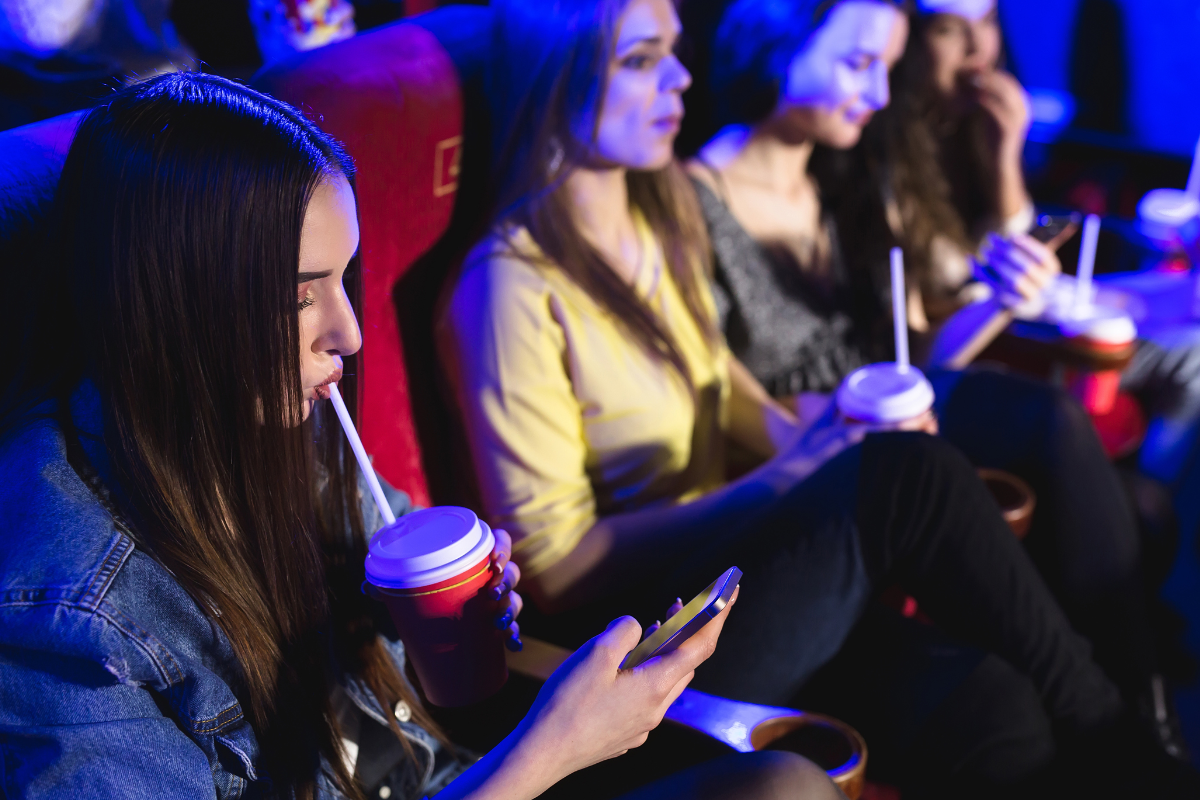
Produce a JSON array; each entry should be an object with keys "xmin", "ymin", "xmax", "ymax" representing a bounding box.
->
[
  {"xmin": 654, "ymin": 115, "xmax": 683, "ymax": 134},
  {"xmin": 312, "ymin": 367, "xmax": 343, "ymax": 400}
]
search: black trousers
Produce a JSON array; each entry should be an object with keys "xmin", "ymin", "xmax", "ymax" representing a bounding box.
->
[
  {"xmin": 935, "ymin": 368, "xmax": 1156, "ymax": 693},
  {"xmin": 523, "ymin": 432, "xmax": 1124, "ymax": 795}
]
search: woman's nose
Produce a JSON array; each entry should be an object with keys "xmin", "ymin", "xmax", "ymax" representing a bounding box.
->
[
  {"xmin": 662, "ymin": 54, "xmax": 692, "ymax": 93},
  {"xmin": 320, "ymin": 285, "xmax": 363, "ymax": 358},
  {"xmin": 865, "ymin": 61, "xmax": 890, "ymax": 110},
  {"xmin": 963, "ymin": 25, "xmax": 979, "ymax": 57}
]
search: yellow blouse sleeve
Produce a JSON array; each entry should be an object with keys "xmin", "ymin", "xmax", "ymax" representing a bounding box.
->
[{"xmin": 438, "ymin": 243, "xmax": 596, "ymax": 577}]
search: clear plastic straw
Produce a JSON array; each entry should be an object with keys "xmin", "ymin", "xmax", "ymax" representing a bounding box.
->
[
  {"xmin": 328, "ymin": 383, "xmax": 396, "ymax": 526},
  {"xmin": 1186, "ymin": 135, "xmax": 1200, "ymax": 199},
  {"xmin": 891, "ymin": 247, "xmax": 909, "ymax": 371},
  {"xmin": 1073, "ymin": 214, "xmax": 1101, "ymax": 318}
]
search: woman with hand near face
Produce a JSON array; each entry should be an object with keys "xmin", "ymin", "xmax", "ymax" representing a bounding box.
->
[
  {"xmin": 692, "ymin": 0, "xmax": 1189, "ymax": 770},
  {"xmin": 855, "ymin": 0, "xmax": 1200, "ymax": 537},
  {"xmin": 0, "ymin": 72, "xmax": 837, "ymax": 800},
  {"xmin": 435, "ymin": 0, "xmax": 1189, "ymax": 795}
]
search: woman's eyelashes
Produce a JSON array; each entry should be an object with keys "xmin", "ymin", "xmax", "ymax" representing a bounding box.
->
[
  {"xmin": 847, "ymin": 54, "xmax": 873, "ymax": 72},
  {"xmin": 620, "ymin": 51, "xmax": 656, "ymax": 70},
  {"xmin": 298, "ymin": 289, "xmax": 316, "ymax": 311}
]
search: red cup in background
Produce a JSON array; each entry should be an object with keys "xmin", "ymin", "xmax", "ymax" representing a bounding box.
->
[
  {"xmin": 1060, "ymin": 308, "xmax": 1137, "ymax": 416},
  {"xmin": 365, "ymin": 507, "xmax": 508, "ymax": 707}
]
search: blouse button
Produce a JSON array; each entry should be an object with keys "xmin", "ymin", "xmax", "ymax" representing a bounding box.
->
[
  {"xmin": 394, "ymin": 700, "xmax": 412, "ymax": 723},
  {"xmin": 378, "ymin": 786, "xmax": 392, "ymax": 798}
]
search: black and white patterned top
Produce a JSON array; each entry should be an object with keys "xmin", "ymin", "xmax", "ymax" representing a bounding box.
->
[{"xmin": 694, "ymin": 177, "xmax": 871, "ymax": 396}]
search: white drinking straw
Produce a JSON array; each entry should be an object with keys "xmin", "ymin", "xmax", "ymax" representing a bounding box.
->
[
  {"xmin": 328, "ymin": 383, "xmax": 396, "ymax": 526},
  {"xmin": 1073, "ymin": 214, "xmax": 1101, "ymax": 317},
  {"xmin": 890, "ymin": 247, "xmax": 910, "ymax": 372},
  {"xmin": 1186, "ymin": 134, "xmax": 1200, "ymax": 199}
]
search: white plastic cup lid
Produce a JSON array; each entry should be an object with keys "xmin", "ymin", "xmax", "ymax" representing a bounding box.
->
[
  {"xmin": 1059, "ymin": 305, "xmax": 1137, "ymax": 345},
  {"xmin": 836, "ymin": 363, "xmax": 935, "ymax": 424},
  {"xmin": 1137, "ymin": 188, "xmax": 1200, "ymax": 228},
  {"xmin": 365, "ymin": 506, "xmax": 495, "ymax": 589}
]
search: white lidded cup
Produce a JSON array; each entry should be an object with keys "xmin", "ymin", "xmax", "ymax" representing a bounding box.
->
[
  {"xmin": 836, "ymin": 363, "xmax": 936, "ymax": 430},
  {"xmin": 365, "ymin": 506, "xmax": 507, "ymax": 707},
  {"xmin": 1058, "ymin": 305, "xmax": 1137, "ymax": 348},
  {"xmin": 1058, "ymin": 306, "xmax": 1137, "ymax": 416}
]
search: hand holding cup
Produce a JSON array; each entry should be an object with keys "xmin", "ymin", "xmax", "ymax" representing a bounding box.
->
[
  {"xmin": 487, "ymin": 528, "xmax": 524, "ymax": 653},
  {"xmin": 771, "ymin": 401, "xmax": 870, "ymax": 486}
]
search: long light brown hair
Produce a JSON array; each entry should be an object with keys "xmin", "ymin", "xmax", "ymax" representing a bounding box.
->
[
  {"xmin": 859, "ymin": 9, "xmax": 1003, "ymax": 286},
  {"xmin": 486, "ymin": 0, "xmax": 718, "ymax": 387},
  {"xmin": 34, "ymin": 73, "xmax": 443, "ymax": 800}
]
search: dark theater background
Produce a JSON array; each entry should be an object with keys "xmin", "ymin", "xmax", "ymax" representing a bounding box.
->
[{"xmin": 5, "ymin": 0, "xmax": 1200, "ymax": 790}]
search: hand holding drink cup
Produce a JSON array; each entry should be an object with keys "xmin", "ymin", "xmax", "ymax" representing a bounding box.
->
[
  {"xmin": 324, "ymin": 384, "xmax": 739, "ymax": 794},
  {"xmin": 327, "ymin": 384, "xmax": 519, "ymax": 706}
]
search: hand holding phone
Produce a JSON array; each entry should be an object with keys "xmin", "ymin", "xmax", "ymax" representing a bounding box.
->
[
  {"xmin": 621, "ymin": 567, "xmax": 742, "ymax": 670},
  {"xmin": 974, "ymin": 232, "xmax": 1062, "ymax": 308},
  {"xmin": 1030, "ymin": 213, "xmax": 1081, "ymax": 249},
  {"xmin": 506, "ymin": 573, "xmax": 739, "ymax": 791}
]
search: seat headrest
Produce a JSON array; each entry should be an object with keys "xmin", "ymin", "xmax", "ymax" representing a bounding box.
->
[{"xmin": 254, "ymin": 20, "xmax": 464, "ymax": 505}]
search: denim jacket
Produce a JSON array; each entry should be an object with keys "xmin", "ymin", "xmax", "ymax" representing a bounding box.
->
[{"xmin": 0, "ymin": 384, "xmax": 466, "ymax": 799}]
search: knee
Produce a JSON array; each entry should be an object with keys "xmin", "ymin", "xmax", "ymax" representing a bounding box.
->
[
  {"xmin": 1038, "ymin": 383, "xmax": 1102, "ymax": 452},
  {"xmin": 867, "ymin": 430, "xmax": 976, "ymax": 482},
  {"xmin": 738, "ymin": 750, "xmax": 844, "ymax": 800}
]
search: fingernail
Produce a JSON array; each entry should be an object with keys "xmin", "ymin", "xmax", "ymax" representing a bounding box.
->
[
  {"xmin": 494, "ymin": 609, "xmax": 514, "ymax": 630},
  {"xmin": 505, "ymin": 636, "xmax": 524, "ymax": 652},
  {"xmin": 490, "ymin": 583, "xmax": 506, "ymax": 601}
]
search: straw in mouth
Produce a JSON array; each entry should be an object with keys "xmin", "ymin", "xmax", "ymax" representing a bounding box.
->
[{"xmin": 328, "ymin": 383, "xmax": 397, "ymax": 526}]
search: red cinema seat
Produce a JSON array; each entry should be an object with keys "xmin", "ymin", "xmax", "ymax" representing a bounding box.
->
[{"xmin": 254, "ymin": 21, "xmax": 465, "ymax": 507}]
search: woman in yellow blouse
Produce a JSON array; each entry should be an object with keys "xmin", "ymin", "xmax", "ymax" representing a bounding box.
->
[{"xmin": 437, "ymin": 0, "xmax": 1181, "ymax": 794}]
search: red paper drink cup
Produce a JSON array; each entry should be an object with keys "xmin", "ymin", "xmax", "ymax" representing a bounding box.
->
[
  {"xmin": 836, "ymin": 362, "xmax": 936, "ymax": 430},
  {"xmin": 365, "ymin": 506, "xmax": 508, "ymax": 707},
  {"xmin": 1060, "ymin": 308, "xmax": 1137, "ymax": 416}
]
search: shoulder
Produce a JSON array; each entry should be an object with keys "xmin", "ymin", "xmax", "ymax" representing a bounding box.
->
[
  {"xmin": 0, "ymin": 415, "xmax": 149, "ymax": 623},
  {"xmin": 684, "ymin": 159, "xmax": 721, "ymax": 199},
  {"xmin": 445, "ymin": 227, "xmax": 572, "ymax": 338},
  {"xmin": 0, "ymin": 416, "xmax": 255, "ymax": 755}
]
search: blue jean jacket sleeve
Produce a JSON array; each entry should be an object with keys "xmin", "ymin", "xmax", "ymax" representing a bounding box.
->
[{"xmin": 2, "ymin": 712, "xmax": 220, "ymax": 799}]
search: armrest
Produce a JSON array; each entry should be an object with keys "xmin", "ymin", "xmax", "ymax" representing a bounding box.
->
[{"xmin": 507, "ymin": 637, "xmax": 868, "ymax": 799}]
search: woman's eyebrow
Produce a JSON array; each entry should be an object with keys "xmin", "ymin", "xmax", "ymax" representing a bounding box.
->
[
  {"xmin": 616, "ymin": 25, "xmax": 679, "ymax": 55},
  {"xmin": 297, "ymin": 270, "xmax": 334, "ymax": 282},
  {"xmin": 616, "ymin": 34, "xmax": 662, "ymax": 54}
]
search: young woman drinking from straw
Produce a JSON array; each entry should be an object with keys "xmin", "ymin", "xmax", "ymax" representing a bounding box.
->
[
  {"xmin": 0, "ymin": 71, "xmax": 844, "ymax": 800},
  {"xmin": 437, "ymin": 0, "xmax": 1195, "ymax": 796}
]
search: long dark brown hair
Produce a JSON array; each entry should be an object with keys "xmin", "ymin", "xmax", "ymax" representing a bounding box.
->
[
  {"xmin": 26, "ymin": 72, "xmax": 441, "ymax": 799},
  {"xmin": 858, "ymin": 9, "xmax": 1004, "ymax": 287},
  {"xmin": 486, "ymin": 0, "xmax": 718, "ymax": 387}
]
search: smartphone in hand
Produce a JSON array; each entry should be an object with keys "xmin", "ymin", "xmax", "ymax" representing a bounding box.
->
[{"xmin": 620, "ymin": 567, "xmax": 742, "ymax": 670}]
